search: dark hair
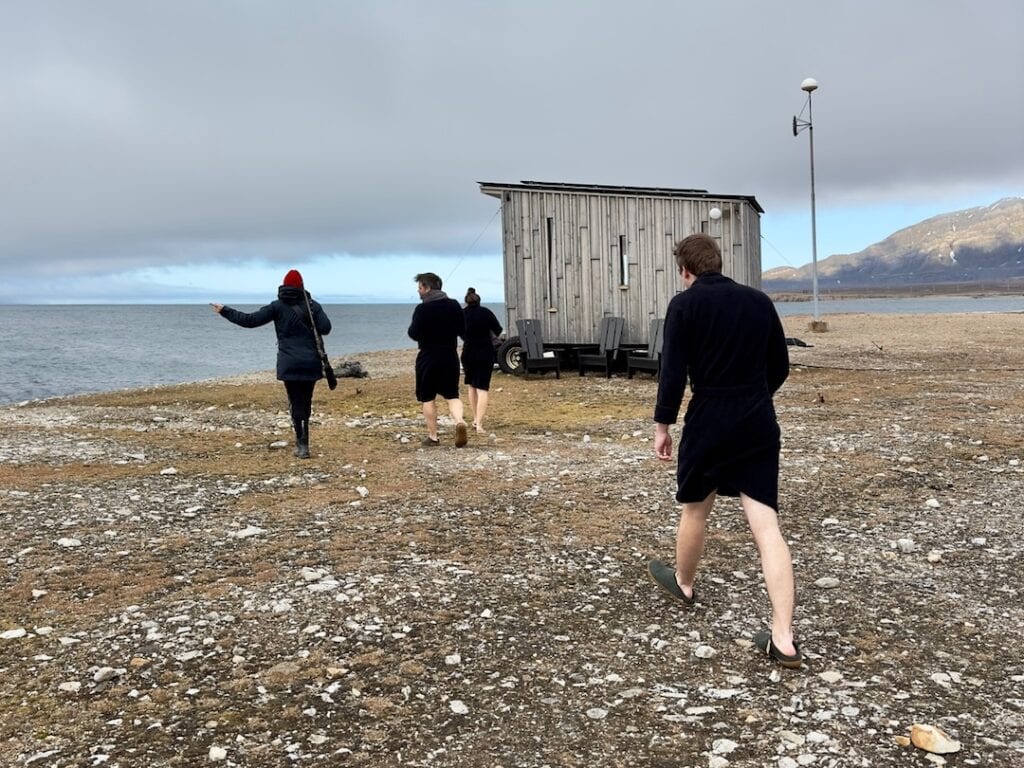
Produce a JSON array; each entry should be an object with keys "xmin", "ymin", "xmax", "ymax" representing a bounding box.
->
[
  {"xmin": 464, "ymin": 287, "xmax": 480, "ymax": 306},
  {"xmin": 674, "ymin": 234, "xmax": 722, "ymax": 276},
  {"xmin": 414, "ymin": 272, "xmax": 442, "ymax": 290}
]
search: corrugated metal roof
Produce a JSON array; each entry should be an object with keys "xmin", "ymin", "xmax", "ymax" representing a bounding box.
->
[{"xmin": 478, "ymin": 179, "xmax": 764, "ymax": 213}]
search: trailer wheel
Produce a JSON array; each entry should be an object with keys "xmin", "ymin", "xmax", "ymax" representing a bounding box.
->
[{"xmin": 496, "ymin": 337, "xmax": 523, "ymax": 374}]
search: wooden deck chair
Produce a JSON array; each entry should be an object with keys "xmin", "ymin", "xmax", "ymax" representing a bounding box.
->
[
  {"xmin": 627, "ymin": 318, "xmax": 665, "ymax": 379},
  {"xmin": 578, "ymin": 316, "xmax": 625, "ymax": 377},
  {"xmin": 516, "ymin": 319, "xmax": 561, "ymax": 378}
]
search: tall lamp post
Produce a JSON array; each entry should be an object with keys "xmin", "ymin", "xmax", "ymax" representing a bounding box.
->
[{"xmin": 792, "ymin": 77, "xmax": 827, "ymax": 331}]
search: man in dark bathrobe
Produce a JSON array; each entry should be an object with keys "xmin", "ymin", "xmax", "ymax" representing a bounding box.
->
[
  {"xmin": 408, "ymin": 272, "xmax": 469, "ymax": 447},
  {"xmin": 648, "ymin": 234, "xmax": 803, "ymax": 668}
]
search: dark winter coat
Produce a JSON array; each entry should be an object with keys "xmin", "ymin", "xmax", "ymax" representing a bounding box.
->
[
  {"xmin": 655, "ymin": 272, "xmax": 789, "ymax": 510},
  {"xmin": 220, "ymin": 286, "xmax": 332, "ymax": 382},
  {"xmin": 460, "ymin": 304, "xmax": 503, "ymax": 368}
]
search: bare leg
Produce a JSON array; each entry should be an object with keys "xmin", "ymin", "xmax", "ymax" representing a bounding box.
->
[
  {"xmin": 445, "ymin": 397, "xmax": 465, "ymax": 426},
  {"xmin": 474, "ymin": 389, "xmax": 490, "ymax": 432},
  {"xmin": 421, "ymin": 400, "xmax": 438, "ymax": 440},
  {"xmin": 741, "ymin": 493, "xmax": 797, "ymax": 656},
  {"xmin": 675, "ymin": 491, "xmax": 716, "ymax": 599},
  {"xmin": 467, "ymin": 386, "xmax": 479, "ymax": 426}
]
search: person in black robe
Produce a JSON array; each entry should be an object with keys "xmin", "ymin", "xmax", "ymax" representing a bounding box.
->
[
  {"xmin": 408, "ymin": 272, "xmax": 468, "ymax": 447},
  {"xmin": 460, "ymin": 287, "xmax": 503, "ymax": 434},
  {"xmin": 211, "ymin": 269, "xmax": 331, "ymax": 459},
  {"xmin": 648, "ymin": 234, "xmax": 802, "ymax": 668}
]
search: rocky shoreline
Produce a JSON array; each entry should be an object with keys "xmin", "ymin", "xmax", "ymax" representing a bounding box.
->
[{"xmin": 2, "ymin": 313, "xmax": 1023, "ymax": 767}]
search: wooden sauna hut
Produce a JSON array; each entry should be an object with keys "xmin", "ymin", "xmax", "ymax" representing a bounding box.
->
[{"xmin": 477, "ymin": 180, "xmax": 765, "ymax": 373}]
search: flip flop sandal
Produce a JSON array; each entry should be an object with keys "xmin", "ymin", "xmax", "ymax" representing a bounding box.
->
[
  {"xmin": 753, "ymin": 630, "xmax": 803, "ymax": 669},
  {"xmin": 421, "ymin": 436, "xmax": 440, "ymax": 447},
  {"xmin": 647, "ymin": 560, "xmax": 696, "ymax": 606}
]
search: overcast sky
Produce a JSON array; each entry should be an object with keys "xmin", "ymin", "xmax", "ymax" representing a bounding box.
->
[{"xmin": 2, "ymin": 0, "xmax": 1021, "ymax": 303}]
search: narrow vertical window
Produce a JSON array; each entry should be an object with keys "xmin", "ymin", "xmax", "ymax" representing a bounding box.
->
[
  {"xmin": 619, "ymin": 235, "xmax": 629, "ymax": 286},
  {"xmin": 546, "ymin": 217, "xmax": 556, "ymax": 308}
]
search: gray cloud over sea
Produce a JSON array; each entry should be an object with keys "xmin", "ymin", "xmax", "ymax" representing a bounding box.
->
[{"xmin": 2, "ymin": 0, "xmax": 1022, "ymax": 285}]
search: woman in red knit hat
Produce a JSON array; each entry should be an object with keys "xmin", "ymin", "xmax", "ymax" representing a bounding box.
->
[{"xmin": 211, "ymin": 269, "xmax": 332, "ymax": 458}]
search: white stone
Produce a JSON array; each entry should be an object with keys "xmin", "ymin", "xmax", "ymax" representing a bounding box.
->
[
  {"xmin": 708, "ymin": 757, "xmax": 729, "ymax": 768},
  {"xmin": 814, "ymin": 577, "xmax": 840, "ymax": 589},
  {"xmin": 233, "ymin": 526, "xmax": 265, "ymax": 539},
  {"xmin": 706, "ymin": 688, "xmax": 742, "ymax": 699},
  {"xmin": 777, "ymin": 758, "xmax": 799, "ymax": 768},
  {"xmin": 818, "ymin": 670, "xmax": 843, "ymax": 684},
  {"xmin": 56, "ymin": 538, "xmax": 82, "ymax": 548},
  {"xmin": 208, "ymin": 746, "xmax": 227, "ymax": 761},
  {"xmin": 31, "ymin": 589, "xmax": 48, "ymax": 599},
  {"xmin": 299, "ymin": 567, "xmax": 323, "ymax": 581},
  {"xmin": 805, "ymin": 731, "xmax": 830, "ymax": 744},
  {"xmin": 930, "ymin": 672, "xmax": 952, "ymax": 687},
  {"xmin": 307, "ymin": 580, "xmax": 338, "ymax": 593},
  {"xmin": 309, "ymin": 734, "xmax": 328, "ymax": 745},
  {"xmin": 93, "ymin": 667, "xmax": 119, "ymax": 682},
  {"xmin": 586, "ymin": 707, "xmax": 608, "ymax": 720},
  {"xmin": 449, "ymin": 700, "xmax": 469, "ymax": 715},
  {"xmin": 896, "ymin": 538, "xmax": 917, "ymax": 553},
  {"xmin": 694, "ymin": 644, "xmax": 717, "ymax": 659},
  {"xmin": 712, "ymin": 738, "xmax": 739, "ymax": 754},
  {"xmin": 58, "ymin": 681, "xmax": 81, "ymax": 693},
  {"xmin": 970, "ymin": 537, "xmax": 987, "ymax": 547},
  {"xmin": 159, "ymin": 467, "xmax": 178, "ymax": 475},
  {"xmin": 1, "ymin": 628, "xmax": 27, "ymax": 640},
  {"xmin": 444, "ymin": 653, "xmax": 461, "ymax": 666},
  {"xmin": 925, "ymin": 498, "xmax": 940, "ymax": 508}
]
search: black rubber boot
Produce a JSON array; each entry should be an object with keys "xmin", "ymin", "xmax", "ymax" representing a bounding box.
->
[
  {"xmin": 292, "ymin": 416, "xmax": 304, "ymax": 457},
  {"xmin": 296, "ymin": 419, "xmax": 310, "ymax": 459}
]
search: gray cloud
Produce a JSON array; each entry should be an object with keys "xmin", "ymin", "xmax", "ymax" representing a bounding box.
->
[{"xmin": 1, "ymin": 0, "xmax": 1021, "ymax": 280}]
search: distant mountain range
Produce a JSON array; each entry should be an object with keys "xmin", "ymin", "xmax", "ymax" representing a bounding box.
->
[{"xmin": 763, "ymin": 197, "xmax": 1024, "ymax": 294}]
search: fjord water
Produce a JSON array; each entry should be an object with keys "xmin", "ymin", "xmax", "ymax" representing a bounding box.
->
[
  {"xmin": 0, "ymin": 304, "xmax": 445, "ymax": 404},
  {"xmin": 0, "ymin": 297, "xmax": 1019, "ymax": 404}
]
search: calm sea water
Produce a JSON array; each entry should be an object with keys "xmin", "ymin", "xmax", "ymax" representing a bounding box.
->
[
  {"xmin": 0, "ymin": 297, "xmax": 1019, "ymax": 404},
  {"xmin": 0, "ymin": 303, "xmax": 505, "ymax": 404}
]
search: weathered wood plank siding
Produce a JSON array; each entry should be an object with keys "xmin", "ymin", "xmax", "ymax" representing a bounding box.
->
[{"xmin": 481, "ymin": 182, "xmax": 763, "ymax": 346}]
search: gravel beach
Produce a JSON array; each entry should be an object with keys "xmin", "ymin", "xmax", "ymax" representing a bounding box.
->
[{"xmin": 1, "ymin": 312, "xmax": 1022, "ymax": 767}]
